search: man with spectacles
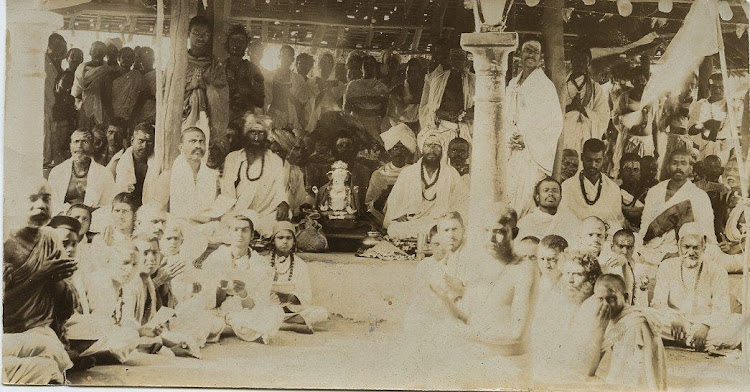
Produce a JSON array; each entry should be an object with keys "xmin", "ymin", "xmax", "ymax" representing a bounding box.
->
[{"xmin": 504, "ymin": 40, "xmax": 563, "ymax": 217}]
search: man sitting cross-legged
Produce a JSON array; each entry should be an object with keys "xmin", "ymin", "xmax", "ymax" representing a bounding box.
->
[
  {"xmin": 517, "ymin": 176, "xmax": 578, "ymax": 242},
  {"xmin": 384, "ymin": 133, "xmax": 467, "ymax": 239},
  {"xmin": 3, "ymin": 179, "xmax": 77, "ymax": 384},
  {"xmin": 639, "ymin": 148, "xmax": 715, "ymax": 266},
  {"xmin": 582, "ymin": 274, "xmax": 667, "ymax": 391},
  {"xmin": 651, "ymin": 223, "xmax": 742, "ymax": 352},
  {"xmin": 598, "ymin": 229, "xmax": 650, "ymax": 307}
]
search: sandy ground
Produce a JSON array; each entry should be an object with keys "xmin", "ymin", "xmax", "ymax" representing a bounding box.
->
[{"xmin": 67, "ymin": 316, "xmax": 750, "ymax": 391}]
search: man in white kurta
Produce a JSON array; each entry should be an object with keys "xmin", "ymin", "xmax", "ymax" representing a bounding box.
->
[
  {"xmin": 221, "ymin": 115, "xmax": 289, "ymax": 238},
  {"xmin": 639, "ymin": 150, "xmax": 715, "ymax": 265},
  {"xmin": 559, "ymin": 139, "xmax": 625, "ymax": 232},
  {"xmin": 48, "ymin": 129, "xmax": 115, "ymax": 215},
  {"xmin": 151, "ymin": 128, "xmax": 219, "ymax": 220},
  {"xmin": 384, "ymin": 134, "xmax": 467, "ymax": 239},
  {"xmin": 504, "ymin": 40, "xmax": 563, "ymax": 216},
  {"xmin": 418, "ymin": 48, "xmax": 475, "ymax": 154},
  {"xmin": 516, "ymin": 177, "xmax": 579, "ymax": 242},
  {"xmin": 560, "ymin": 46, "xmax": 610, "ymax": 155},
  {"xmin": 651, "ymin": 223, "xmax": 741, "ymax": 351}
]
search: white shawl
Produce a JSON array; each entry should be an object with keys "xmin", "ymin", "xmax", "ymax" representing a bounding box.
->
[
  {"xmin": 47, "ymin": 158, "xmax": 116, "ymax": 215},
  {"xmin": 168, "ymin": 154, "xmax": 219, "ymax": 219},
  {"xmin": 418, "ymin": 68, "xmax": 475, "ymax": 133},
  {"xmin": 114, "ymin": 147, "xmax": 159, "ymax": 204}
]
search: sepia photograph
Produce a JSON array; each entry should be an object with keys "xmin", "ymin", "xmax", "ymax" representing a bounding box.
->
[{"xmin": 2, "ymin": 0, "xmax": 750, "ymax": 390}]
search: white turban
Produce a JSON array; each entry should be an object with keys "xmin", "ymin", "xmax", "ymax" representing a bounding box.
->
[{"xmin": 380, "ymin": 123, "xmax": 417, "ymax": 153}]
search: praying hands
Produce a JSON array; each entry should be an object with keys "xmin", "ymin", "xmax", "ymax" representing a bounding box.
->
[{"xmin": 509, "ymin": 132, "xmax": 525, "ymax": 151}]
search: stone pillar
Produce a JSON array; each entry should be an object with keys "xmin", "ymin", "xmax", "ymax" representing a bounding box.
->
[
  {"xmin": 460, "ymin": 32, "xmax": 518, "ymax": 246},
  {"xmin": 4, "ymin": 4, "xmax": 64, "ymax": 231}
]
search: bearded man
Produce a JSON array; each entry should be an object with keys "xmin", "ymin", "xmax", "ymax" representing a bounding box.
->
[
  {"xmin": 224, "ymin": 25, "xmax": 265, "ymax": 121},
  {"xmin": 48, "ymin": 129, "xmax": 115, "ymax": 215},
  {"xmin": 384, "ymin": 134, "xmax": 467, "ymax": 239},
  {"xmin": 639, "ymin": 149, "xmax": 715, "ymax": 265},
  {"xmin": 72, "ymin": 41, "xmax": 114, "ymax": 129},
  {"xmin": 3, "ymin": 179, "xmax": 77, "ymax": 384},
  {"xmin": 221, "ymin": 114, "xmax": 290, "ymax": 238},
  {"xmin": 652, "ymin": 223, "xmax": 742, "ymax": 352},
  {"xmin": 517, "ymin": 176, "xmax": 578, "ymax": 242},
  {"xmin": 366, "ymin": 123, "xmax": 417, "ymax": 224},
  {"xmin": 418, "ymin": 48, "xmax": 475, "ymax": 152},
  {"xmin": 504, "ymin": 40, "xmax": 563, "ymax": 216},
  {"xmin": 152, "ymin": 127, "xmax": 219, "ymax": 221}
]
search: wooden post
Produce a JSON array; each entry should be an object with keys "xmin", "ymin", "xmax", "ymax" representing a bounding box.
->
[
  {"xmin": 541, "ymin": 0, "xmax": 566, "ymax": 180},
  {"xmin": 210, "ymin": 0, "xmax": 232, "ymax": 61},
  {"xmin": 155, "ymin": 0, "xmax": 192, "ymax": 172}
]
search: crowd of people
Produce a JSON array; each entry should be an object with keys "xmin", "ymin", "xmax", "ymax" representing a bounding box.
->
[{"xmin": 5, "ymin": 13, "xmax": 749, "ymax": 389}]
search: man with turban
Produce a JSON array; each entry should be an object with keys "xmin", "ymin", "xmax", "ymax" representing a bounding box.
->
[
  {"xmin": 366, "ymin": 123, "xmax": 417, "ymax": 225},
  {"xmin": 384, "ymin": 133, "xmax": 467, "ymax": 238}
]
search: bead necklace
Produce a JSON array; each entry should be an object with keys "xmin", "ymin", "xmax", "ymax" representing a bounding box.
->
[
  {"xmin": 243, "ymin": 153, "xmax": 265, "ymax": 182},
  {"xmin": 72, "ymin": 159, "xmax": 91, "ymax": 179},
  {"xmin": 680, "ymin": 261, "xmax": 704, "ymax": 293},
  {"xmin": 270, "ymin": 251, "xmax": 295, "ymax": 282},
  {"xmin": 421, "ymin": 162, "xmax": 441, "ymax": 202},
  {"xmin": 579, "ymin": 171, "xmax": 603, "ymax": 206}
]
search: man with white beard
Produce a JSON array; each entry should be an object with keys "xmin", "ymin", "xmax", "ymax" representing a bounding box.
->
[{"xmin": 531, "ymin": 250, "xmax": 603, "ymax": 385}]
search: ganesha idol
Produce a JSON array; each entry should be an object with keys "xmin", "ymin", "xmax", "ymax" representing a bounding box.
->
[{"xmin": 314, "ymin": 161, "xmax": 359, "ymax": 223}]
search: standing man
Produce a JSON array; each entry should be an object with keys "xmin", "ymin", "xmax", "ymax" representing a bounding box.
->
[
  {"xmin": 221, "ymin": 114, "xmax": 289, "ymax": 238},
  {"xmin": 111, "ymin": 47, "xmax": 144, "ymax": 123},
  {"xmin": 47, "ymin": 129, "xmax": 116, "ymax": 215},
  {"xmin": 184, "ymin": 16, "xmax": 229, "ymax": 149},
  {"xmin": 559, "ymin": 139, "xmax": 625, "ymax": 231},
  {"xmin": 560, "ymin": 45, "xmax": 610, "ymax": 156},
  {"xmin": 3, "ymin": 179, "xmax": 77, "ymax": 384},
  {"xmin": 504, "ymin": 40, "xmax": 563, "ymax": 216},
  {"xmin": 72, "ymin": 41, "xmax": 115, "ymax": 129},
  {"xmin": 132, "ymin": 47, "xmax": 156, "ymax": 126},
  {"xmin": 224, "ymin": 25, "xmax": 265, "ymax": 122},
  {"xmin": 152, "ymin": 127, "xmax": 219, "ymax": 220},
  {"xmin": 44, "ymin": 34, "xmax": 68, "ymax": 169},
  {"xmin": 112, "ymin": 123, "xmax": 158, "ymax": 207},
  {"xmin": 418, "ymin": 48, "xmax": 475, "ymax": 151}
]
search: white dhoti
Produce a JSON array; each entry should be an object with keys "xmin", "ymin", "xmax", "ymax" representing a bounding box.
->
[
  {"xmin": 3, "ymin": 326, "xmax": 72, "ymax": 376},
  {"xmin": 63, "ymin": 313, "xmax": 140, "ymax": 364},
  {"xmin": 3, "ymin": 357, "xmax": 64, "ymax": 385}
]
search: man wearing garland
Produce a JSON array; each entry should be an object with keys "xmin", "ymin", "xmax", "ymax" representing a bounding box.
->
[
  {"xmin": 559, "ymin": 138, "xmax": 625, "ymax": 233},
  {"xmin": 384, "ymin": 134, "xmax": 466, "ymax": 239}
]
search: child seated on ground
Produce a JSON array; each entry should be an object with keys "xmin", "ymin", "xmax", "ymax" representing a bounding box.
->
[{"xmin": 268, "ymin": 221, "xmax": 329, "ymax": 333}]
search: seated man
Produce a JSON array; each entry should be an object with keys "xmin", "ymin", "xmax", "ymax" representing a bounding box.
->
[
  {"xmin": 598, "ymin": 229, "xmax": 649, "ymax": 307},
  {"xmin": 531, "ymin": 250, "xmax": 602, "ymax": 383},
  {"xmin": 152, "ymin": 127, "xmax": 219, "ymax": 220},
  {"xmin": 639, "ymin": 148, "xmax": 715, "ymax": 265},
  {"xmin": 559, "ymin": 138, "xmax": 625, "ymax": 232},
  {"xmin": 133, "ymin": 202, "xmax": 167, "ymax": 240},
  {"xmin": 3, "ymin": 179, "xmax": 77, "ymax": 384},
  {"xmin": 584, "ymin": 274, "xmax": 667, "ymax": 391},
  {"xmin": 619, "ymin": 153, "xmax": 646, "ymax": 229},
  {"xmin": 651, "ymin": 223, "xmax": 742, "ymax": 351},
  {"xmin": 517, "ymin": 176, "xmax": 578, "ymax": 242},
  {"xmin": 536, "ymin": 234, "xmax": 568, "ymax": 296},
  {"xmin": 111, "ymin": 122, "xmax": 158, "ymax": 207},
  {"xmin": 365, "ymin": 123, "xmax": 417, "ymax": 225},
  {"xmin": 268, "ymin": 128, "xmax": 314, "ymax": 219},
  {"xmin": 694, "ymin": 155, "xmax": 731, "ymax": 239},
  {"xmin": 195, "ymin": 213, "xmax": 285, "ymax": 344},
  {"xmin": 92, "ymin": 192, "xmax": 138, "ymax": 248},
  {"xmin": 221, "ymin": 114, "xmax": 289, "ymax": 238},
  {"xmin": 48, "ymin": 128, "xmax": 116, "ymax": 215},
  {"xmin": 576, "ymin": 216, "xmax": 608, "ymax": 261},
  {"xmin": 384, "ymin": 134, "xmax": 467, "ymax": 239},
  {"xmin": 447, "ymin": 137, "xmax": 470, "ymax": 178}
]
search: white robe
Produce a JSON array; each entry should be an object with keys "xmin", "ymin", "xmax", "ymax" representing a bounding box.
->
[
  {"xmin": 220, "ymin": 149, "xmax": 288, "ymax": 237},
  {"xmin": 418, "ymin": 68, "xmax": 475, "ymax": 152},
  {"xmin": 504, "ymin": 68, "xmax": 563, "ymax": 216},
  {"xmin": 384, "ymin": 159, "xmax": 467, "ymax": 239},
  {"xmin": 560, "ymin": 75, "xmax": 610, "ymax": 154},
  {"xmin": 113, "ymin": 147, "xmax": 159, "ymax": 204},
  {"xmin": 269, "ymin": 254, "xmax": 328, "ymax": 328},
  {"xmin": 639, "ymin": 180, "xmax": 715, "ymax": 264},
  {"xmin": 516, "ymin": 207, "xmax": 580, "ymax": 243},
  {"xmin": 151, "ymin": 154, "xmax": 219, "ymax": 219},
  {"xmin": 47, "ymin": 157, "xmax": 116, "ymax": 214},
  {"xmin": 559, "ymin": 172, "xmax": 625, "ymax": 233}
]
